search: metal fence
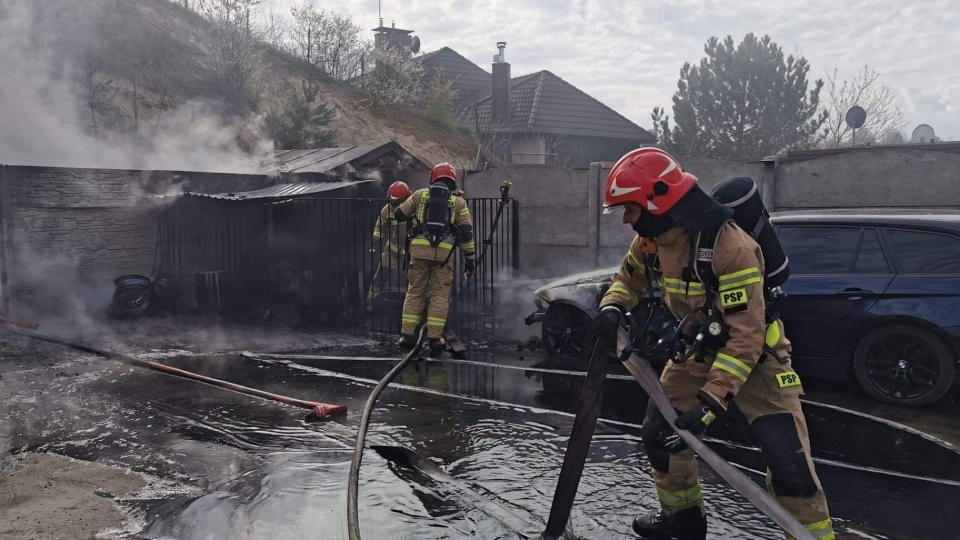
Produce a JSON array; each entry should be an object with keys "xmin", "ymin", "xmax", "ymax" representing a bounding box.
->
[{"xmin": 156, "ymin": 196, "xmax": 519, "ymax": 340}]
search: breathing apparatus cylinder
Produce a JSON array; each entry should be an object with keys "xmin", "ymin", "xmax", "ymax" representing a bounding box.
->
[
  {"xmin": 710, "ymin": 176, "xmax": 790, "ymax": 288},
  {"xmin": 423, "ymin": 184, "xmax": 453, "ymax": 247}
]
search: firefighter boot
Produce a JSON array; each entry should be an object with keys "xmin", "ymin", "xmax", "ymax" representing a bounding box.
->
[
  {"xmin": 428, "ymin": 338, "xmax": 445, "ymax": 358},
  {"xmin": 632, "ymin": 507, "xmax": 706, "ymax": 540},
  {"xmin": 398, "ymin": 334, "xmax": 417, "ymax": 352}
]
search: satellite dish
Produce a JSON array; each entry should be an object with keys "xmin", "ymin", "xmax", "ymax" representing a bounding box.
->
[
  {"xmin": 410, "ymin": 35, "xmax": 421, "ymax": 54},
  {"xmin": 845, "ymin": 106, "xmax": 866, "ymax": 129},
  {"xmin": 911, "ymin": 124, "xmax": 936, "ymax": 143}
]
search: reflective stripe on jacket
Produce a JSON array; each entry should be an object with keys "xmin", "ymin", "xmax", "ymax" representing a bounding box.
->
[
  {"xmin": 600, "ymin": 223, "xmax": 791, "ymax": 401},
  {"xmin": 398, "ymin": 188, "xmax": 475, "ymax": 262}
]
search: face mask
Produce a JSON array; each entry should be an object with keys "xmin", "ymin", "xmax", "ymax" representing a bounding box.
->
[{"xmin": 633, "ymin": 211, "xmax": 676, "ymax": 238}]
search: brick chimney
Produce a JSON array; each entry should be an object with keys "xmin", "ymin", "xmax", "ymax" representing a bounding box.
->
[{"xmin": 492, "ymin": 42, "xmax": 510, "ymax": 123}]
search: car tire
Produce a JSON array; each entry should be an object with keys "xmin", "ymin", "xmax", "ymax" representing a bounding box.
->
[
  {"xmin": 542, "ymin": 303, "xmax": 592, "ymax": 358},
  {"xmin": 853, "ymin": 324, "xmax": 956, "ymax": 406}
]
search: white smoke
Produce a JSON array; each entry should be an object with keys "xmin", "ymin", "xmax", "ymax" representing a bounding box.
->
[{"xmin": 0, "ymin": 0, "xmax": 275, "ymax": 173}]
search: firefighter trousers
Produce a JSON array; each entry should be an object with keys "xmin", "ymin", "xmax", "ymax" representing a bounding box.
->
[
  {"xmin": 366, "ymin": 264, "xmax": 406, "ymax": 309},
  {"xmin": 640, "ymin": 356, "xmax": 834, "ymax": 540},
  {"xmin": 401, "ymin": 257, "xmax": 454, "ymax": 339}
]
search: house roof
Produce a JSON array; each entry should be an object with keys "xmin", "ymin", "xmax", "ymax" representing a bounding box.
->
[
  {"xmin": 418, "ymin": 47, "xmax": 492, "ymax": 106},
  {"xmin": 466, "ymin": 70, "xmax": 655, "ymax": 141}
]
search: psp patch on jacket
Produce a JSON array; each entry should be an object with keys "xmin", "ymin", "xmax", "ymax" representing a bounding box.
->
[
  {"xmin": 720, "ymin": 288, "xmax": 748, "ymax": 308},
  {"xmin": 777, "ymin": 371, "xmax": 802, "ymax": 388}
]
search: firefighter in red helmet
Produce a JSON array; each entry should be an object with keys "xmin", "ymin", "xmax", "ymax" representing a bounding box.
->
[
  {"xmin": 596, "ymin": 148, "xmax": 833, "ymax": 540},
  {"xmin": 393, "ymin": 163, "xmax": 476, "ymax": 357},
  {"xmin": 366, "ymin": 181, "xmax": 412, "ymax": 311}
]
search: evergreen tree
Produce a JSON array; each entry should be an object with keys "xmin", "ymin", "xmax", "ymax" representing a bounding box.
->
[{"xmin": 656, "ymin": 34, "xmax": 827, "ymax": 161}]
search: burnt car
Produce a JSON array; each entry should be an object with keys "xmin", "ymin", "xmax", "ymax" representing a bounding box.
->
[{"xmin": 526, "ymin": 212, "xmax": 960, "ymax": 405}]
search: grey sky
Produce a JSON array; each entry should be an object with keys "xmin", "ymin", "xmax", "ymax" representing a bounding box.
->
[{"xmin": 263, "ymin": 0, "xmax": 960, "ymax": 140}]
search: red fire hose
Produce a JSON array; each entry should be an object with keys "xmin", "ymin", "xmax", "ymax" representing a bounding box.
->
[{"xmin": 0, "ymin": 319, "xmax": 346, "ymax": 421}]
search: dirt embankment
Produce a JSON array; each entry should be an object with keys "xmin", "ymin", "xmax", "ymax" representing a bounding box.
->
[{"xmin": 97, "ymin": 0, "xmax": 480, "ymax": 168}]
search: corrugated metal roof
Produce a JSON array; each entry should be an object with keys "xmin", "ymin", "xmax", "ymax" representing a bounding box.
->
[
  {"xmin": 171, "ymin": 141, "xmax": 428, "ymax": 201},
  {"xmin": 271, "ymin": 143, "xmax": 430, "ymax": 174},
  {"xmin": 184, "ymin": 179, "xmax": 376, "ymax": 200}
]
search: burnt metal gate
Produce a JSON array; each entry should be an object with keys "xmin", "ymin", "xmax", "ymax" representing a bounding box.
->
[{"xmin": 156, "ymin": 196, "xmax": 519, "ymax": 339}]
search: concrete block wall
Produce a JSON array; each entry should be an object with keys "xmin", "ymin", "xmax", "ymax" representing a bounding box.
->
[
  {"xmin": 0, "ymin": 165, "xmax": 276, "ymax": 313},
  {"xmin": 462, "ymin": 165, "xmax": 595, "ymax": 278},
  {"xmin": 681, "ymin": 157, "xmax": 764, "ymax": 193},
  {"xmin": 0, "ymin": 166, "xmax": 161, "ymax": 311},
  {"xmin": 775, "ymin": 148, "xmax": 960, "ymax": 210},
  {"xmin": 462, "ymin": 157, "xmax": 766, "ymax": 279},
  {"xmin": 460, "ymin": 146, "xmax": 960, "ymax": 280}
]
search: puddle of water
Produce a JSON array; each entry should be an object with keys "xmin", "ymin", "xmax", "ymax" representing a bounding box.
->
[{"xmin": 6, "ymin": 347, "xmax": 956, "ymax": 539}]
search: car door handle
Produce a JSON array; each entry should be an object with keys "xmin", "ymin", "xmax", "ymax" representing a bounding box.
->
[{"xmin": 835, "ymin": 288, "xmax": 873, "ymax": 298}]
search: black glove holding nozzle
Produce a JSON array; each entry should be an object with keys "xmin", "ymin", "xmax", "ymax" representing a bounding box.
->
[{"xmin": 593, "ymin": 304, "xmax": 624, "ymax": 344}]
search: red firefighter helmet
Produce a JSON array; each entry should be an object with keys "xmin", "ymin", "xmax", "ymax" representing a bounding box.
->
[
  {"xmin": 602, "ymin": 148, "xmax": 696, "ymax": 216},
  {"xmin": 387, "ymin": 181, "xmax": 411, "ymax": 200},
  {"xmin": 430, "ymin": 162, "xmax": 458, "ymax": 184}
]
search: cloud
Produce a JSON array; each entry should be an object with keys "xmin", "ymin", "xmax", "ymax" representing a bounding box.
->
[{"xmin": 266, "ymin": 0, "xmax": 960, "ymax": 137}]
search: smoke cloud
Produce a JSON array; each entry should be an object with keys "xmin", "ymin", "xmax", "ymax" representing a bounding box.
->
[{"xmin": 0, "ymin": 0, "xmax": 275, "ymax": 173}]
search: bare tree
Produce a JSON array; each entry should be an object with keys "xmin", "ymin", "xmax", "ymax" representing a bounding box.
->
[
  {"xmin": 359, "ymin": 46, "xmax": 424, "ymax": 106},
  {"xmin": 201, "ymin": 0, "xmax": 265, "ymax": 108},
  {"xmin": 820, "ymin": 65, "xmax": 906, "ymax": 148},
  {"xmin": 79, "ymin": 48, "xmax": 119, "ymax": 138},
  {"xmin": 259, "ymin": 6, "xmax": 287, "ymax": 50},
  {"xmin": 286, "ymin": 2, "xmax": 370, "ymax": 81},
  {"xmin": 180, "ymin": 0, "xmax": 208, "ymax": 11}
]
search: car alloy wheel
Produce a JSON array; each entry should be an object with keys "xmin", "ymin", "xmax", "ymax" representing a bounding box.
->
[
  {"xmin": 854, "ymin": 324, "xmax": 956, "ymax": 406},
  {"xmin": 541, "ymin": 304, "xmax": 592, "ymax": 358}
]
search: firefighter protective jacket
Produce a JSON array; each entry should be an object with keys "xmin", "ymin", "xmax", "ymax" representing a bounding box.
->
[
  {"xmin": 372, "ymin": 204, "xmax": 408, "ymax": 269},
  {"xmin": 397, "ymin": 188, "xmax": 476, "ymax": 262},
  {"xmin": 600, "ymin": 223, "xmax": 791, "ymax": 404}
]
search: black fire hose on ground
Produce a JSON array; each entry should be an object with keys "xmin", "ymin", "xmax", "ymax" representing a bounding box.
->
[
  {"xmin": 540, "ymin": 318, "xmax": 815, "ymax": 540},
  {"xmin": 347, "ymin": 326, "xmax": 427, "ymax": 540}
]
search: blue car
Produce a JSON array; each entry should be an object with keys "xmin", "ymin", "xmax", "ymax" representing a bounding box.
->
[{"xmin": 527, "ymin": 212, "xmax": 960, "ymax": 406}]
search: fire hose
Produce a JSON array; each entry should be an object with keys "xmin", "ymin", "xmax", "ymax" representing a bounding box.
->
[
  {"xmin": 0, "ymin": 318, "xmax": 347, "ymax": 421},
  {"xmin": 347, "ymin": 326, "xmax": 426, "ymax": 540},
  {"xmin": 540, "ymin": 315, "xmax": 816, "ymax": 540}
]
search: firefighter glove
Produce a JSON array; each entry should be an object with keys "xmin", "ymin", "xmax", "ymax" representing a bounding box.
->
[
  {"xmin": 464, "ymin": 258, "xmax": 476, "ymax": 278},
  {"xmin": 593, "ymin": 304, "xmax": 623, "ymax": 343},
  {"xmin": 671, "ymin": 390, "xmax": 728, "ymax": 442}
]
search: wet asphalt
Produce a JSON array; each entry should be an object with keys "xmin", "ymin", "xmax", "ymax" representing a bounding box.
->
[{"xmin": 3, "ymin": 334, "xmax": 959, "ymax": 540}]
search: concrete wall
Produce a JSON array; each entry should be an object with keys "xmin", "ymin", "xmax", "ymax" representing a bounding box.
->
[
  {"xmin": 774, "ymin": 148, "xmax": 960, "ymax": 210},
  {"xmin": 463, "ymin": 165, "xmax": 595, "ymax": 277},
  {"xmin": 681, "ymin": 157, "xmax": 764, "ymax": 193},
  {"xmin": 0, "ymin": 165, "xmax": 277, "ymax": 313},
  {"xmin": 462, "ymin": 163, "xmax": 639, "ymax": 277},
  {"xmin": 461, "ymin": 146, "xmax": 960, "ymax": 280}
]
